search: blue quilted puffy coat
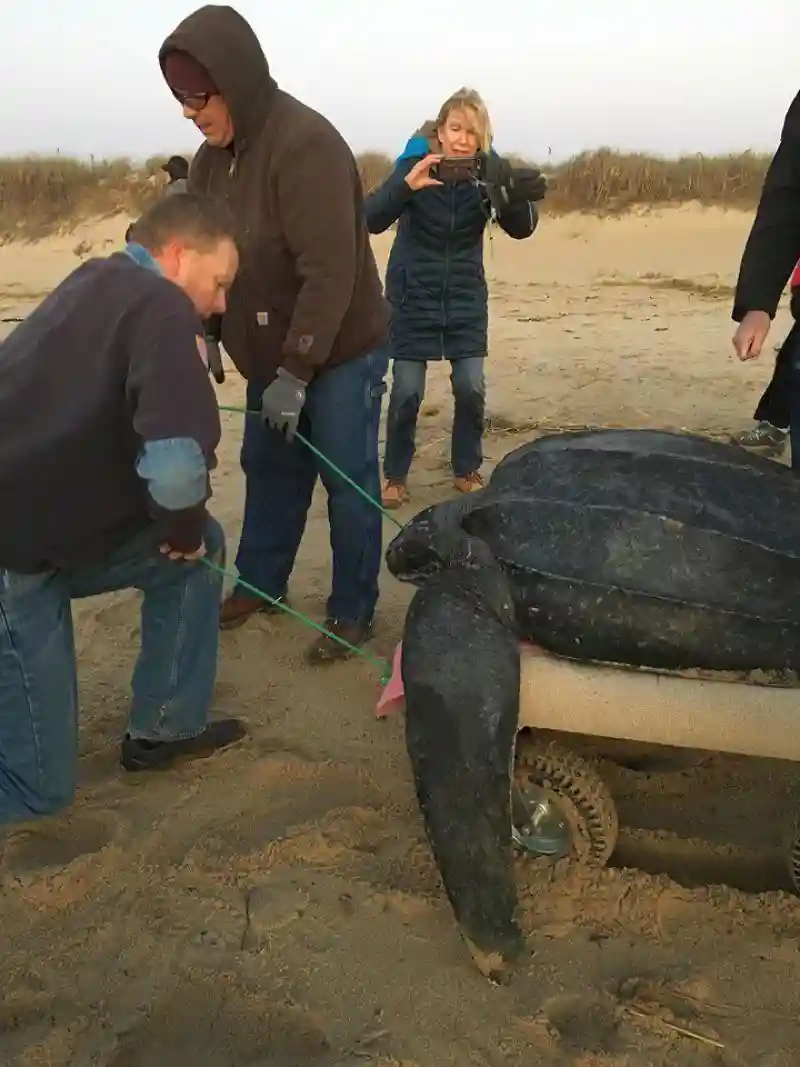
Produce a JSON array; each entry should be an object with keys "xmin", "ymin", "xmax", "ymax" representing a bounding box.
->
[{"xmin": 365, "ymin": 129, "xmax": 538, "ymax": 362}]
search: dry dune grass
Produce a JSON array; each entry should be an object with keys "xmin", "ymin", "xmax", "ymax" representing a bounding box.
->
[{"xmin": 0, "ymin": 147, "xmax": 771, "ymax": 241}]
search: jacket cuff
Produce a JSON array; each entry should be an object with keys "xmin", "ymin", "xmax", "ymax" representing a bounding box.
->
[
  {"xmin": 150, "ymin": 501, "xmax": 208, "ymax": 553},
  {"xmin": 281, "ymin": 352, "xmax": 314, "ymax": 383},
  {"xmin": 731, "ymin": 301, "xmax": 776, "ymax": 323}
]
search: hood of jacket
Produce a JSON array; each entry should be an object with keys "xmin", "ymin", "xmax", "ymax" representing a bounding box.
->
[
  {"xmin": 396, "ymin": 121, "xmax": 439, "ymax": 164},
  {"xmin": 159, "ymin": 5, "xmax": 277, "ymax": 142}
]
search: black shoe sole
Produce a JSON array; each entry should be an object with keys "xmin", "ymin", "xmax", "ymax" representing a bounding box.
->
[{"xmin": 735, "ymin": 442, "xmax": 786, "ymax": 458}]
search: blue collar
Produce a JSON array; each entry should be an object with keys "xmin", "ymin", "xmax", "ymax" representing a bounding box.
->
[{"xmin": 123, "ymin": 242, "xmax": 163, "ymax": 275}]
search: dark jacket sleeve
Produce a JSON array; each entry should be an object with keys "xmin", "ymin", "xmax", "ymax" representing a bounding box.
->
[
  {"xmin": 495, "ymin": 199, "xmax": 538, "ymax": 240},
  {"xmin": 733, "ymin": 90, "xmax": 800, "ymax": 321},
  {"xmin": 364, "ymin": 160, "xmax": 416, "ymax": 234},
  {"xmin": 276, "ymin": 128, "xmax": 365, "ymax": 381},
  {"xmin": 204, "ymin": 313, "xmax": 223, "ymax": 343},
  {"xmin": 184, "ymin": 152, "xmax": 224, "ymax": 345},
  {"xmin": 125, "ymin": 294, "xmax": 221, "ymax": 552}
]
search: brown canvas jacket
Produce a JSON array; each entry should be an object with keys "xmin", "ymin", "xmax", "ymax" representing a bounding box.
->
[{"xmin": 159, "ymin": 5, "xmax": 389, "ymax": 384}]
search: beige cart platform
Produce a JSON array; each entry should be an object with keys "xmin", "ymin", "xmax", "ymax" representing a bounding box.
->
[{"xmin": 511, "ymin": 644, "xmax": 800, "ymax": 889}]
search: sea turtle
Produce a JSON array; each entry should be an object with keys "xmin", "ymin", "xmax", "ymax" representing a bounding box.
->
[{"xmin": 386, "ymin": 428, "xmax": 800, "ymax": 978}]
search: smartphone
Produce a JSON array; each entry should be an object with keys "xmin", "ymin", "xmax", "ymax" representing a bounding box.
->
[{"xmin": 431, "ymin": 155, "xmax": 483, "ymax": 183}]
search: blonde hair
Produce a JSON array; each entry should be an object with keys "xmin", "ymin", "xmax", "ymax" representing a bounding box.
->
[{"xmin": 435, "ymin": 87, "xmax": 493, "ymax": 153}]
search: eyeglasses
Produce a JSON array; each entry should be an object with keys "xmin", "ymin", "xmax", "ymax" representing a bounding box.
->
[{"xmin": 172, "ymin": 89, "xmax": 214, "ymax": 111}]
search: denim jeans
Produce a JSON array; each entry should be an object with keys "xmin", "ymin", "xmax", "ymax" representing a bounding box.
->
[
  {"xmin": 0, "ymin": 518, "xmax": 225, "ymax": 823},
  {"xmin": 384, "ymin": 357, "xmax": 486, "ymax": 480},
  {"xmin": 235, "ymin": 349, "xmax": 389, "ymax": 625}
]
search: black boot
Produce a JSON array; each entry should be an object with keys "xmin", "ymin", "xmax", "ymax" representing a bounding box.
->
[{"xmin": 120, "ymin": 718, "xmax": 246, "ymax": 772}]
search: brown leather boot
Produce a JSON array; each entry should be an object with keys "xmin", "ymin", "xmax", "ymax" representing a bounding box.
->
[
  {"xmin": 305, "ymin": 618, "xmax": 374, "ymax": 665},
  {"xmin": 219, "ymin": 592, "xmax": 289, "ymax": 631},
  {"xmin": 381, "ymin": 479, "xmax": 410, "ymax": 509},
  {"xmin": 453, "ymin": 471, "xmax": 485, "ymax": 494}
]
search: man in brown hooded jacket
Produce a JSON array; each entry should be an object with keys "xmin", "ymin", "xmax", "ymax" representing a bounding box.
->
[{"xmin": 159, "ymin": 5, "xmax": 389, "ymax": 663}]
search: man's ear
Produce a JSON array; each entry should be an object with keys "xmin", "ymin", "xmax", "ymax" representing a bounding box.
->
[{"xmin": 157, "ymin": 239, "xmax": 185, "ymax": 276}]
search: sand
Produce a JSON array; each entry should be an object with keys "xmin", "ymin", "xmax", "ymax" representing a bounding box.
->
[{"xmin": 2, "ymin": 204, "xmax": 800, "ymax": 1066}]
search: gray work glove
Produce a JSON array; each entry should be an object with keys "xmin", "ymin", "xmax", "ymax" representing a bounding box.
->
[
  {"xmin": 260, "ymin": 367, "xmax": 307, "ymax": 441},
  {"xmin": 205, "ymin": 337, "xmax": 225, "ymax": 384}
]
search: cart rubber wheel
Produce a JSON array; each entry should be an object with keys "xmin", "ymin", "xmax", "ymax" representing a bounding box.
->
[{"xmin": 514, "ymin": 737, "xmax": 619, "ymax": 866}]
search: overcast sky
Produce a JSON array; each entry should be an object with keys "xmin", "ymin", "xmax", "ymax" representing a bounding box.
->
[{"xmin": 2, "ymin": 0, "xmax": 797, "ymax": 162}]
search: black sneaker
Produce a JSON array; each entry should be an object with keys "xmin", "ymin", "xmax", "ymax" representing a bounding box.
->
[{"xmin": 120, "ymin": 718, "xmax": 246, "ymax": 772}]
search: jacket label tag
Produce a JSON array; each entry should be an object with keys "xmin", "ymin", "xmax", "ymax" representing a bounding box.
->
[{"xmin": 256, "ymin": 311, "xmax": 269, "ymax": 326}]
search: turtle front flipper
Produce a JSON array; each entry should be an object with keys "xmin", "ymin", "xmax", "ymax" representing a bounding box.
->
[{"xmin": 401, "ymin": 563, "xmax": 525, "ymax": 979}]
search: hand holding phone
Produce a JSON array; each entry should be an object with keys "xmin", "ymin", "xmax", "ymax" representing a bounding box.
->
[
  {"xmin": 404, "ymin": 154, "xmax": 445, "ymax": 192},
  {"xmin": 431, "ymin": 156, "xmax": 484, "ymax": 183}
]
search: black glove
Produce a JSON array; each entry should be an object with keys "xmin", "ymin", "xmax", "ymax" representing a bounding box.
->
[
  {"xmin": 506, "ymin": 167, "xmax": 548, "ymax": 204},
  {"xmin": 482, "ymin": 153, "xmax": 548, "ymax": 211},
  {"xmin": 205, "ymin": 337, "xmax": 225, "ymax": 384},
  {"xmin": 202, "ymin": 314, "xmax": 225, "ymax": 384},
  {"xmin": 260, "ymin": 368, "xmax": 307, "ymax": 441}
]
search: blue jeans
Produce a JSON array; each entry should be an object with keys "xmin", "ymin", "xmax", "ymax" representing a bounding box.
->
[
  {"xmin": 384, "ymin": 357, "xmax": 486, "ymax": 481},
  {"xmin": 0, "ymin": 519, "xmax": 225, "ymax": 823},
  {"xmin": 235, "ymin": 349, "xmax": 388, "ymax": 624}
]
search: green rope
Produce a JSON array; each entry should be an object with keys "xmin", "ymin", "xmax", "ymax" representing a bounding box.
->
[
  {"xmin": 218, "ymin": 404, "xmax": 404, "ymax": 530},
  {"xmin": 201, "ymin": 557, "xmax": 393, "ymax": 685}
]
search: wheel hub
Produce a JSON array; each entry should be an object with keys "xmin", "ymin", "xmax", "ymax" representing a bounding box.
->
[{"xmin": 511, "ymin": 782, "xmax": 572, "ymax": 858}]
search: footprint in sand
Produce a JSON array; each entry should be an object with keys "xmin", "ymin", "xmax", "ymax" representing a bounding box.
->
[
  {"xmin": 542, "ymin": 992, "xmax": 624, "ymax": 1056},
  {"xmin": 242, "ymin": 874, "xmax": 310, "ymax": 948},
  {"xmin": 105, "ymin": 983, "xmax": 334, "ymax": 1067},
  {"xmin": 1, "ymin": 811, "xmax": 119, "ymax": 880}
]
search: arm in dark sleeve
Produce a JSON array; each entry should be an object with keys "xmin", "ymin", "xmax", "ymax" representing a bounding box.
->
[
  {"xmin": 204, "ymin": 313, "xmax": 222, "ymax": 343},
  {"xmin": 733, "ymin": 90, "xmax": 800, "ymax": 321},
  {"xmin": 364, "ymin": 161, "xmax": 416, "ymax": 234},
  {"xmin": 277, "ymin": 130, "xmax": 363, "ymax": 381},
  {"xmin": 125, "ymin": 299, "xmax": 221, "ymax": 552},
  {"xmin": 495, "ymin": 199, "xmax": 538, "ymax": 240}
]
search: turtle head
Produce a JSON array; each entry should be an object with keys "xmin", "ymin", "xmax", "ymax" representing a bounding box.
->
[{"xmin": 386, "ymin": 500, "xmax": 496, "ymax": 586}]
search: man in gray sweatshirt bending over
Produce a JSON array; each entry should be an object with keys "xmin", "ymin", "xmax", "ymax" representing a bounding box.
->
[{"xmin": 0, "ymin": 192, "xmax": 245, "ymax": 825}]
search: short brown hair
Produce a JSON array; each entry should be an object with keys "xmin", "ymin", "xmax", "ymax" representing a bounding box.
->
[{"xmin": 127, "ymin": 192, "xmax": 237, "ymax": 254}]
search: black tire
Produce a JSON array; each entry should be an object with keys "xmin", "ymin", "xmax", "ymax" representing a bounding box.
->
[{"xmin": 514, "ymin": 736, "xmax": 619, "ymax": 866}]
